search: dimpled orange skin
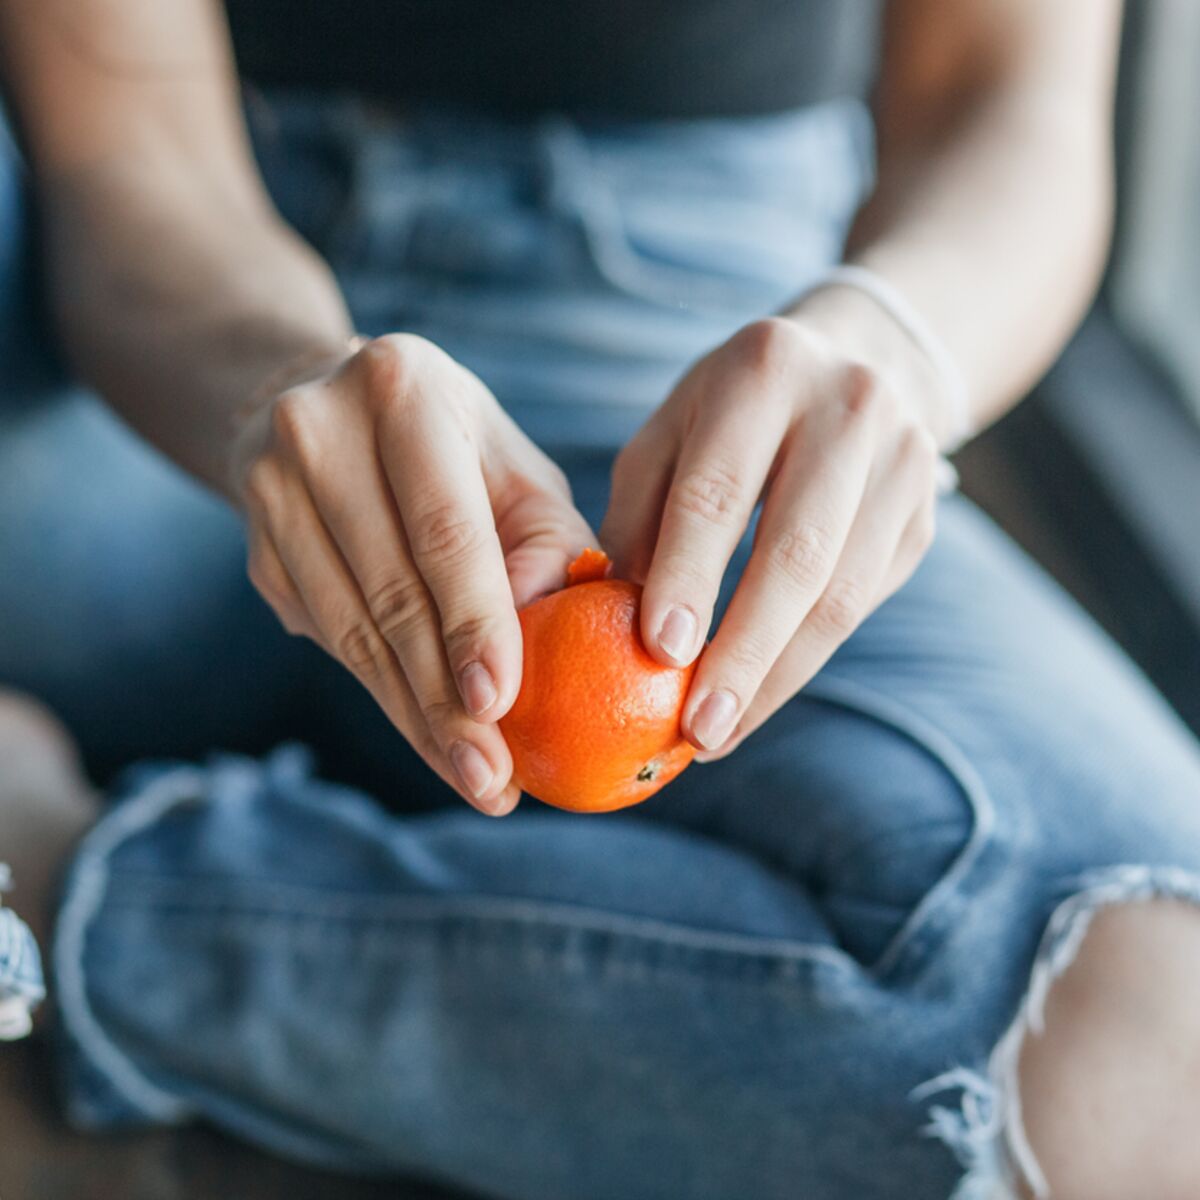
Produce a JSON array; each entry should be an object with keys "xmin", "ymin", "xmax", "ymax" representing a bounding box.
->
[{"xmin": 499, "ymin": 549, "xmax": 698, "ymax": 813}]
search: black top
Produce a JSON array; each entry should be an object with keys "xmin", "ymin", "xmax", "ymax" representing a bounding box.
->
[{"xmin": 225, "ymin": 0, "xmax": 882, "ymax": 119}]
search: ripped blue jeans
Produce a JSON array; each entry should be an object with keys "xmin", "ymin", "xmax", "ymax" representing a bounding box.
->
[{"xmin": 4, "ymin": 96, "xmax": 1200, "ymax": 1200}]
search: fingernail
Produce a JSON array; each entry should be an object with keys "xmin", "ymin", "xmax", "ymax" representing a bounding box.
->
[
  {"xmin": 459, "ymin": 661, "xmax": 498, "ymax": 717},
  {"xmin": 487, "ymin": 785, "xmax": 521, "ymax": 818},
  {"xmin": 657, "ymin": 606, "xmax": 698, "ymax": 664},
  {"xmin": 691, "ymin": 690, "xmax": 738, "ymax": 751},
  {"xmin": 450, "ymin": 740, "xmax": 494, "ymax": 801}
]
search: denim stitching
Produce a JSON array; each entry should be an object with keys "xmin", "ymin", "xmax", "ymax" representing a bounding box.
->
[
  {"xmin": 90, "ymin": 902, "xmax": 865, "ymax": 999},
  {"xmin": 100, "ymin": 875, "xmax": 857, "ymax": 975},
  {"xmin": 54, "ymin": 766, "xmax": 210, "ymax": 1124},
  {"xmin": 802, "ymin": 673, "xmax": 998, "ymax": 981}
]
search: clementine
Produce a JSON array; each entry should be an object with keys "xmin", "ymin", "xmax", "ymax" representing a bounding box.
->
[{"xmin": 499, "ymin": 549, "xmax": 697, "ymax": 813}]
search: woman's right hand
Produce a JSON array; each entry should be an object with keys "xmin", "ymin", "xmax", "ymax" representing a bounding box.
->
[{"xmin": 230, "ymin": 334, "xmax": 595, "ymax": 816}]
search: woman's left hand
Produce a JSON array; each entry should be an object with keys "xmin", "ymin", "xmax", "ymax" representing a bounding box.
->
[{"xmin": 599, "ymin": 305, "xmax": 946, "ymax": 760}]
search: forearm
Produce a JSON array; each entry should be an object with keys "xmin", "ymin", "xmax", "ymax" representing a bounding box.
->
[
  {"xmin": 44, "ymin": 163, "xmax": 353, "ymax": 496},
  {"xmin": 787, "ymin": 1, "xmax": 1121, "ymax": 445},
  {"xmin": 849, "ymin": 87, "xmax": 1113, "ymax": 431},
  {"xmin": 1, "ymin": 0, "xmax": 353, "ymax": 497}
]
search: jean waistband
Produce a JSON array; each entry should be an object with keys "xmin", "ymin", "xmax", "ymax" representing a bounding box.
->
[{"xmin": 248, "ymin": 89, "xmax": 874, "ymax": 195}]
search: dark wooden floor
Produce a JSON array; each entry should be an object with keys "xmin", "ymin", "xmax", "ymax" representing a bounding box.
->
[{"xmin": 0, "ymin": 1038, "xmax": 464, "ymax": 1200}]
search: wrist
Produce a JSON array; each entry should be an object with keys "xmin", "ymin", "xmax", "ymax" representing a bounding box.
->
[
  {"xmin": 242, "ymin": 334, "xmax": 365, "ymax": 414},
  {"xmin": 782, "ymin": 274, "xmax": 968, "ymax": 450},
  {"xmin": 227, "ymin": 333, "xmax": 364, "ymax": 501}
]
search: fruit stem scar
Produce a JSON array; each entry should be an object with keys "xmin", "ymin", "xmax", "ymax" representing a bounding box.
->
[{"xmin": 636, "ymin": 763, "xmax": 657, "ymax": 782}]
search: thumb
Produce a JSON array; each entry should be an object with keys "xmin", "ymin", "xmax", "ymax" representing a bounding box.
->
[{"xmin": 496, "ymin": 484, "xmax": 597, "ymax": 610}]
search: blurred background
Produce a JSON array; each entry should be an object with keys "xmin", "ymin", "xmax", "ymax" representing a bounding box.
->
[
  {"xmin": 3, "ymin": 2, "xmax": 1198, "ymax": 1198},
  {"xmin": 957, "ymin": 0, "xmax": 1200, "ymax": 736}
]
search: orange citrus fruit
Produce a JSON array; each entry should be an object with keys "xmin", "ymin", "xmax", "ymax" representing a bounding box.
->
[{"xmin": 499, "ymin": 549, "xmax": 697, "ymax": 813}]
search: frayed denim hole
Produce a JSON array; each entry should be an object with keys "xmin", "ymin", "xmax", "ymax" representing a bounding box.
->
[{"xmin": 915, "ymin": 864, "xmax": 1200, "ymax": 1200}]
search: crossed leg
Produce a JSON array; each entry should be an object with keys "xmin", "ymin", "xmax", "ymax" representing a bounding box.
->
[{"xmin": 1016, "ymin": 901, "xmax": 1200, "ymax": 1200}]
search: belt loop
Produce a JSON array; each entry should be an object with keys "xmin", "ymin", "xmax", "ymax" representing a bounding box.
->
[{"xmin": 535, "ymin": 114, "xmax": 594, "ymax": 216}]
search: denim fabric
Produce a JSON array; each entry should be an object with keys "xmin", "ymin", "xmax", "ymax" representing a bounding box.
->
[
  {"xmin": 3, "ymin": 96, "xmax": 1200, "ymax": 1198},
  {"xmin": 247, "ymin": 95, "xmax": 875, "ymax": 449}
]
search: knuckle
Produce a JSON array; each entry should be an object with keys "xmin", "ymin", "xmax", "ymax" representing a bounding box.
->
[
  {"xmin": 812, "ymin": 577, "xmax": 867, "ymax": 639},
  {"xmin": 838, "ymin": 362, "xmax": 886, "ymax": 420},
  {"xmin": 359, "ymin": 334, "xmax": 427, "ymax": 405},
  {"xmin": 241, "ymin": 457, "xmax": 283, "ymax": 513},
  {"xmin": 731, "ymin": 316, "xmax": 807, "ymax": 380},
  {"xmin": 440, "ymin": 611, "xmax": 498, "ymax": 663},
  {"xmin": 270, "ymin": 389, "xmax": 321, "ymax": 466},
  {"xmin": 610, "ymin": 439, "xmax": 649, "ymax": 489},
  {"xmin": 279, "ymin": 612, "xmax": 307, "ymax": 638},
  {"xmin": 245, "ymin": 553, "xmax": 275, "ymax": 605},
  {"xmin": 511, "ymin": 508, "xmax": 573, "ymax": 552},
  {"xmin": 900, "ymin": 422, "xmax": 939, "ymax": 465},
  {"xmin": 766, "ymin": 522, "xmax": 833, "ymax": 592},
  {"xmin": 246, "ymin": 545, "xmax": 282, "ymax": 599},
  {"xmin": 410, "ymin": 502, "xmax": 484, "ymax": 566},
  {"xmin": 381, "ymin": 331, "xmax": 436, "ymax": 361},
  {"xmin": 336, "ymin": 619, "xmax": 392, "ymax": 680},
  {"xmin": 419, "ymin": 697, "xmax": 462, "ymax": 740},
  {"xmin": 720, "ymin": 628, "xmax": 774, "ymax": 682},
  {"xmin": 269, "ymin": 599, "xmax": 307, "ymax": 638},
  {"xmin": 913, "ymin": 503, "xmax": 938, "ymax": 551},
  {"xmin": 409, "ymin": 724, "xmax": 443, "ymax": 766},
  {"xmin": 366, "ymin": 575, "xmax": 431, "ymax": 647},
  {"xmin": 673, "ymin": 459, "xmax": 746, "ymax": 528},
  {"xmin": 656, "ymin": 554, "xmax": 709, "ymax": 597}
]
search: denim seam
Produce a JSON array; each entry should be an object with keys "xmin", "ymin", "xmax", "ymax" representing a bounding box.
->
[
  {"xmin": 53, "ymin": 766, "xmax": 211, "ymax": 1125},
  {"xmin": 802, "ymin": 673, "xmax": 998, "ymax": 981},
  {"xmin": 98, "ymin": 875, "xmax": 858, "ymax": 976},
  {"xmin": 91, "ymin": 905, "xmax": 858, "ymax": 997}
]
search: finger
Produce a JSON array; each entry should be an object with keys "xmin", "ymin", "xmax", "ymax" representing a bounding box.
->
[
  {"xmin": 312, "ymin": 493, "xmax": 519, "ymax": 811},
  {"xmin": 874, "ymin": 485, "xmax": 938, "ymax": 604},
  {"xmin": 484, "ymin": 418, "xmax": 600, "ymax": 607},
  {"xmin": 307, "ymin": 458, "xmax": 519, "ymax": 806},
  {"xmin": 362, "ymin": 343, "xmax": 524, "ymax": 721},
  {"xmin": 245, "ymin": 522, "xmax": 314, "ymax": 638},
  {"xmin": 699, "ymin": 429, "xmax": 939, "ymax": 760},
  {"xmin": 262, "ymin": 471, "xmax": 517, "ymax": 815},
  {"xmin": 636, "ymin": 380, "xmax": 792, "ymax": 668},
  {"xmin": 682, "ymin": 393, "xmax": 876, "ymax": 753},
  {"xmin": 493, "ymin": 474, "xmax": 598, "ymax": 609},
  {"xmin": 597, "ymin": 413, "xmax": 677, "ymax": 586}
]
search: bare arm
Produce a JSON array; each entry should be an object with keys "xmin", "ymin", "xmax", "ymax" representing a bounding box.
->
[
  {"xmin": 0, "ymin": 0, "xmax": 352, "ymax": 490},
  {"xmin": 803, "ymin": 0, "xmax": 1123, "ymax": 441},
  {"xmin": 0, "ymin": 0, "xmax": 594, "ymax": 814},
  {"xmin": 601, "ymin": 0, "xmax": 1124, "ymax": 758}
]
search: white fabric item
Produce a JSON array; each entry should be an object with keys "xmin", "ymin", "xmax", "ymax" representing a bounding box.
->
[
  {"xmin": 0, "ymin": 862, "xmax": 44, "ymax": 1040},
  {"xmin": 0, "ymin": 995, "xmax": 34, "ymax": 1041}
]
